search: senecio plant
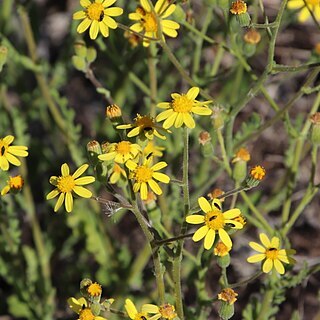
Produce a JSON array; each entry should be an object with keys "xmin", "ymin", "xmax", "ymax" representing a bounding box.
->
[{"xmin": 1, "ymin": 0, "xmax": 320, "ymax": 319}]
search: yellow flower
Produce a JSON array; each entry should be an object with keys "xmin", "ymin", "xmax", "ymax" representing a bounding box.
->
[
  {"xmin": 87, "ymin": 282, "xmax": 102, "ymax": 297},
  {"xmin": 109, "ymin": 163, "xmax": 126, "ymax": 184},
  {"xmin": 125, "ymin": 299, "xmax": 149, "ymax": 320},
  {"xmin": 98, "ymin": 141, "xmax": 141, "ymax": 164},
  {"xmin": 250, "ymin": 165, "xmax": 266, "ymax": 181},
  {"xmin": 186, "ymin": 198, "xmax": 243, "ymax": 250},
  {"xmin": 1, "ymin": 175, "xmax": 24, "ymax": 196},
  {"xmin": 232, "ymin": 147, "xmax": 250, "ymax": 163},
  {"xmin": 46, "ymin": 163, "xmax": 95, "ymax": 213},
  {"xmin": 142, "ymin": 303, "xmax": 177, "ymax": 320},
  {"xmin": 247, "ymin": 233, "xmax": 296, "ymax": 274},
  {"xmin": 67, "ymin": 297, "xmax": 107, "ymax": 320},
  {"xmin": 73, "ymin": 0, "xmax": 123, "ymax": 40},
  {"xmin": 117, "ymin": 114, "xmax": 169, "ymax": 140},
  {"xmin": 126, "ymin": 158, "xmax": 170, "ymax": 200},
  {"xmin": 287, "ymin": 0, "xmax": 320, "ymax": 23},
  {"xmin": 156, "ymin": 87, "xmax": 212, "ymax": 129},
  {"xmin": 129, "ymin": 0, "xmax": 180, "ymax": 47},
  {"xmin": 0, "ymin": 135, "xmax": 28, "ymax": 171},
  {"xmin": 217, "ymin": 288, "xmax": 238, "ymax": 305}
]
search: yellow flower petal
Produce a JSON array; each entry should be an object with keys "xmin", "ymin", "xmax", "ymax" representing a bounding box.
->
[
  {"xmin": 46, "ymin": 189, "xmax": 59, "ymax": 200},
  {"xmin": 75, "ymin": 176, "xmax": 95, "ymax": 185},
  {"xmin": 287, "ymin": 0, "xmax": 304, "ymax": 8},
  {"xmin": 130, "ymin": 23, "xmax": 144, "ymax": 32},
  {"xmin": 204, "ymin": 228, "xmax": 215, "ymax": 249},
  {"xmin": 156, "ymin": 109, "xmax": 174, "ymax": 122},
  {"xmin": 298, "ymin": 6, "xmax": 310, "ymax": 22},
  {"xmin": 161, "ymin": 4, "xmax": 176, "ymax": 18},
  {"xmin": 77, "ymin": 18, "xmax": 92, "ymax": 33},
  {"xmin": 103, "ymin": 0, "xmax": 117, "ymax": 7},
  {"xmin": 140, "ymin": 182, "xmax": 148, "ymax": 199},
  {"xmin": 3, "ymin": 135, "xmax": 14, "ymax": 144},
  {"xmin": 247, "ymin": 253, "xmax": 265, "ymax": 263},
  {"xmin": 99, "ymin": 21, "xmax": 109, "ymax": 37},
  {"xmin": 249, "ymin": 241, "xmax": 266, "ymax": 253},
  {"xmin": 73, "ymin": 10, "xmax": 86, "ymax": 20},
  {"xmin": 152, "ymin": 172, "xmax": 170, "ymax": 183},
  {"xmin": 140, "ymin": 0, "xmax": 151, "ymax": 12},
  {"xmin": 0, "ymin": 156, "xmax": 9, "ymax": 171},
  {"xmin": 73, "ymin": 186, "xmax": 92, "ymax": 198},
  {"xmin": 162, "ymin": 27, "xmax": 178, "ymax": 38},
  {"xmin": 142, "ymin": 304, "xmax": 159, "ymax": 313},
  {"xmin": 219, "ymin": 228, "xmax": 232, "ymax": 248},
  {"xmin": 186, "ymin": 87, "xmax": 200, "ymax": 100},
  {"xmin": 5, "ymin": 153, "xmax": 21, "ymax": 166},
  {"xmin": 259, "ymin": 233, "xmax": 271, "ymax": 248},
  {"xmin": 8, "ymin": 146, "xmax": 28, "ymax": 157},
  {"xmin": 192, "ymin": 225, "xmax": 208, "ymax": 242},
  {"xmin": 223, "ymin": 208, "xmax": 241, "ymax": 219},
  {"xmin": 72, "ymin": 164, "xmax": 89, "ymax": 179},
  {"xmin": 127, "ymin": 127, "xmax": 140, "ymax": 137},
  {"xmin": 183, "ymin": 113, "xmax": 195, "ymax": 128},
  {"xmin": 125, "ymin": 299, "xmax": 138, "ymax": 319},
  {"xmin": 54, "ymin": 193, "xmax": 65, "ymax": 212},
  {"xmin": 163, "ymin": 112, "xmax": 177, "ymax": 129},
  {"xmin": 103, "ymin": 16, "xmax": 118, "ymax": 29},
  {"xmin": 198, "ymin": 197, "xmax": 211, "ymax": 213},
  {"xmin": 148, "ymin": 179, "xmax": 162, "ymax": 195},
  {"xmin": 151, "ymin": 161, "xmax": 167, "ymax": 171},
  {"xmin": 270, "ymin": 236, "xmax": 280, "ymax": 248},
  {"xmin": 262, "ymin": 258, "xmax": 273, "ymax": 273},
  {"xmin": 61, "ymin": 163, "xmax": 70, "ymax": 176},
  {"xmin": 90, "ymin": 20, "xmax": 100, "ymax": 39},
  {"xmin": 274, "ymin": 259, "xmax": 285, "ymax": 274},
  {"xmin": 80, "ymin": 0, "xmax": 91, "ymax": 7},
  {"xmin": 161, "ymin": 19, "xmax": 180, "ymax": 30},
  {"xmin": 191, "ymin": 106, "xmax": 212, "ymax": 115},
  {"xmin": 104, "ymin": 7, "xmax": 123, "ymax": 16},
  {"xmin": 65, "ymin": 192, "xmax": 73, "ymax": 212},
  {"xmin": 186, "ymin": 215, "xmax": 205, "ymax": 224}
]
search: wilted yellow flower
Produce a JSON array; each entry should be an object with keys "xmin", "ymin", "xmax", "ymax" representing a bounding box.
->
[
  {"xmin": 73, "ymin": 0, "xmax": 123, "ymax": 40},
  {"xmin": 0, "ymin": 135, "xmax": 28, "ymax": 171},
  {"xmin": 142, "ymin": 303, "xmax": 177, "ymax": 319},
  {"xmin": 46, "ymin": 163, "xmax": 95, "ymax": 213},
  {"xmin": 244, "ymin": 29, "xmax": 261, "ymax": 44},
  {"xmin": 214, "ymin": 241, "xmax": 231, "ymax": 257},
  {"xmin": 156, "ymin": 87, "xmax": 212, "ymax": 129},
  {"xmin": 230, "ymin": 0, "xmax": 247, "ymax": 14},
  {"xmin": 218, "ymin": 288, "xmax": 238, "ymax": 305},
  {"xmin": 129, "ymin": 0, "xmax": 180, "ymax": 47}
]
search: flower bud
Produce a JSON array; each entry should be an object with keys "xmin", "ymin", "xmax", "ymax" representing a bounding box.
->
[
  {"xmin": 217, "ymin": 254, "xmax": 231, "ymax": 268},
  {"xmin": 80, "ymin": 278, "xmax": 92, "ymax": 297},
  {"xmin": 237, "ymin": 12, "xmax": 251, "ymax": 27},
  {"xmin": 86, "ymin": 47, "xmax": 97, "ymax": 64},
  {"xmin": 232, "ymin": 148, "xmax": 250, "ymax": 183},
  {"xmin": 87, "ymin": 140, "xmax": 102, "ymax": 167},
  {"xmin": 1, "ymin": 175, "xmax": 24, "ymax": 196},
  {"xmin": 218, "ymin": 302, "xmax": 234, "ymax": 320},
  {"xmin": 243, "ymin": 165, "xmax": 266, "ymax": 188},
  {"xmin": 72, "ymin": 55, "xmax": 86, "ymax": 72},
  {"xmin": 212, "ymin": 106, "xmax": 224, "ymax": 130},
  {"xmin": 74, "ymin": 41, "xmax": 87, "ymax": 58},
  {"xmin": 199, "ymin": 131, "xmax": 213, "ymax": 157}
]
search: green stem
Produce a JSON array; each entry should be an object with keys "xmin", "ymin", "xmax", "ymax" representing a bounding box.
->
[
  {"xmin": 130, "ymin": 204, "xmax": 165, "ymax": 304},
  {"xmin": 148, "ymin": 43, "xmax": 158, "ymax": 117},
  {"xmin": 160, "ymin": 40, "xmax": 214, "ymax": 101},
  {"xmin": 173, "ymin": 127, "xmax": 190, "ymax": 320},
  {"xmin": 281, "ymin": 91, "xmax": 320, "ymax": 224},
  {"xmin": 229, "ymin": 271, "xmax": 263, "ymax": 288},
  {"xmin": 18, "ymin": 7, "xmax": 67, "ymax": 136},
  {"xmin": 272, "ymin": 62, "xmax": 320, "ymax": 73},
  {"xmin": 256, "ymin": 289, "xmax": 274, "ymax": 320},
  {"xmin": 240, "ymin": 192, "xmax": 273, "ymax": 235},
  {"xmin": 155, "ymin": 233, "xmax": 194, "ymax": 247},
  {"xmin": 192, "ymin": 10, "xmax": 213, "ymax": 76},
  {"xmin": 216, "ymin": 129, "xmax": 232, "ymax": 176},
  {"xmin": 210, "ymin": 44, "xmax": 224, "ymax": 77}
]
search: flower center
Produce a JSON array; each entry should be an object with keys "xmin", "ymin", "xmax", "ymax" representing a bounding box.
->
[
  {"xmin": 57, "ymin": 175, "xmax": 75, "ymax": 193},
  {"xmin": 142, "ymin": 13, "xmax": 158, "ymax": 32},
  {"xmin": 0, "ymin": 140, "xmax": 8, "ymax": 156},
  {"xmin": 135, "ymin": 165, "xmax": 153, "ymax": 183},
  {"xmin": 172, "ymin": 95, "xmax": 194, "ymax": 113},
  {"xmin": 265, "ymin": 247, "xmax": 279, "ymax": 260},
  {"xmin": 134, "ymin": 313, "xmax": 148, "ymax": 320},
  {"xmin": 306, "ymin": 0, "xmax": 319, "ymax": 5},
  {"xmin": 86, "ymin": 3, "xmax": 104, "ymax": 21},
  {"xmin": 205, "ymin": 211, "xmax": 225, "ymax": 230},
  {"xmin": 230, "ymin": 0, "xmax": 247, "ymax": 14},
  {"xmin": 79, "ymin": 308, "xmax": 95, "ymax": 320},
  {"xmin": 135, "ymin": 115, "xmax": 154, "ymax": 130},
  {"xmin": 116, "ymin": 141, "xmax": 131, "ymax": 155},
  {"xmin": 9, "ymin": 176, "xmax": 24, "ymax": 189}
]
